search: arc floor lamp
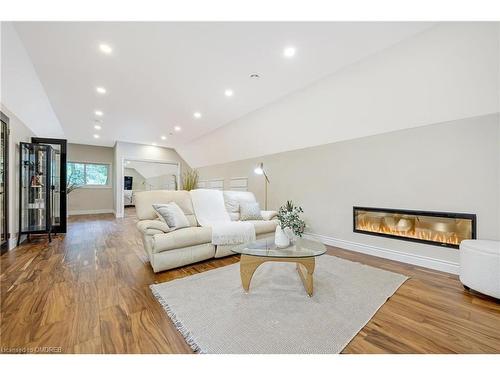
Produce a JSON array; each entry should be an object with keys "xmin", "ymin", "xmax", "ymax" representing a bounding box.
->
[{"xmin": 254, "ymin": 162, "xmax": 270, "ymax": 210}]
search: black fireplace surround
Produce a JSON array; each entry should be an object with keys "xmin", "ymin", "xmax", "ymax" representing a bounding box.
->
[{"xmin": 353, "ymin": 206, "xmax": 476, "ymax": 249}]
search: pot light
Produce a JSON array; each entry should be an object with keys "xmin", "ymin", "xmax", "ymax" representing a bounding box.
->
[
  {"xmin": 95, "ymin": 110, "xmax": 103, "ymax": 116},
  {"xmin": 193, "ymin": 112, "xmax": 202, "ymax": 119},
  {"xmin": 99, "ymin": 43, "xmax": 113, "ymax": 55},
  {"xmin": 94, "ymin": 124, "xmax": 102, "ymax": 130},
  {"xmin": 93, "ymin": 134, "xmax": 100, "ymax": 139},
  {"xmin": 161, "ymin": 135, "xmax": 167, "ymax": 140},
  {"xmin": 224, "ymin": 89, "xmax": 234, "ymax": 97},
  {"xmin": 96, "ymin": 87, "xmax": 107, "ymax": 94},
  {"xmin": 174, "ymin": 126, "xmax": 182, "ymax": 132},
  {"xmin": 283, "ymin": 46, "xmax": 296, "ymax": 58}
]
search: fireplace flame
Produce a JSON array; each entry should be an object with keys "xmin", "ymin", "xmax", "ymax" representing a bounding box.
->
[{"xmin": 356, "ymin": 218, "xmax": 461, "ymax": 246}]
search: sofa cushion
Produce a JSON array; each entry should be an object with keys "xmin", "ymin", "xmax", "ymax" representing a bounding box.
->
[
  {"xmin": 134, "ymin": 190, "xmax": 198, "ymax": 226},
  {"xmin": 245, "ymin": 219, "xmax": 278, "ymax": 235},
  {"xmin": 223, "ymin": 191, "xmax": 257, "ymax": 209},
  {"xmin": 152, "ymin": 226, "xmax": 212, "ymax": 253}
]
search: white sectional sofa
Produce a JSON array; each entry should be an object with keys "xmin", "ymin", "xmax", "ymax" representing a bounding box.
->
[{"xmin": 135, "ymin": 190, "xmax": 278, "ymax": 272}]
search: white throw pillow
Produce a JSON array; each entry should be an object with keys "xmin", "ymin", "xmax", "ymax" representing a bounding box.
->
[
  {"xmin": 224, "ymin": 198, "xmax": 240, "ymax": 214},
  {"xmin": 240, "ymin": 202, "xmax": 263, "ymax": 221},
  {"xmin": 153, "ymin": 203, "xmax": 190, "ymax": 230}
]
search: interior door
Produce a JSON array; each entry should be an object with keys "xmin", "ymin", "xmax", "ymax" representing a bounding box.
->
[
  {"xmin": 31, "ymin": 138, "xmax": 67, "ymax": 234},
  {"xmin": 1, "ymin": 112, "xmax": 9, "ymax": 253}
]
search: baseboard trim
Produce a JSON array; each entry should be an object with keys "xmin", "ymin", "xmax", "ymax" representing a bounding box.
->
[
  {"xmin": 304, "ymin": 232, "xmax": 459, "ymax": 275},
  {"xmin": 8, "ymin": 236, "xmax": 21, "ymax": 250},
  {"xmin": 68, "ymin": 209, "xmax": 115, "ymax": 216}
]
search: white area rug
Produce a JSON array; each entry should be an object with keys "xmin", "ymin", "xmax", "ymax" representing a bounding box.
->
[{"xmin": 151, "ymin": 255, "xmax": 408, "ymax": 354}]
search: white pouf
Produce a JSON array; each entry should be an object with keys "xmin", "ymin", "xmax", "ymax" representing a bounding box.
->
[{"xmin": 459, "ymin": 240, "xmax": 500, "ymax": 299}]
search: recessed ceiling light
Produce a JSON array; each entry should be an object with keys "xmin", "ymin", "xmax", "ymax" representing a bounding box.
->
[
  {"xmin": 174, "ymin": 126, "xmax": 181, "ymax": 132},
  {"xmin": 283, "ymin": 46, "xmax": 296, "ymax": 58},
  {"xmin": 161, "ymin": 135, "xmax": 167, "ymax": 140},
  {"xmin": 99, "ymin": 43, "xmax": 113, "ymax": 55},
  {"xmin": 93, "ymin": 134, "xmax": 100, "ymax": 139},
  {"xmin": 152, "ymin": 142, "xmax": 157, "ymax": 146},
  {"xmin": 224, "ymin": 89, "xmax": 234, "ymax": 97},
  {"xmin": 94, "ymin": 124, "xmax": 102, "ymax": 130},
  {"xmin": 193, "ymin": 112, "xmax": 202, "ymax": 119},
  {"xmin": 95, "ymin": 110, "xmax": 103, "ymax": 116},
  {"xmin": 96, "ymin": 87, "xmax": 107, "ymax": 94}
]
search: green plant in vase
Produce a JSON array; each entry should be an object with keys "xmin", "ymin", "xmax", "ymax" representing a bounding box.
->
[
  {"xmin": 275, "ymin": 200, "xmax": 306, "ymax": 248},
  {"xmin": 182, "ymin": 169, "xmax": 199, "ymax": 191}
]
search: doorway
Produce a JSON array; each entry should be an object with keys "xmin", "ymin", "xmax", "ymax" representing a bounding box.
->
[{"xmin": 123, "ymin": 159, "xmax": 179, "ymax": 208}]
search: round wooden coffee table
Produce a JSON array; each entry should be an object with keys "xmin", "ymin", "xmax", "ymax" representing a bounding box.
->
[{"xmin": 232, "ymin": 236, "xmax": 327, "ymax": 296}]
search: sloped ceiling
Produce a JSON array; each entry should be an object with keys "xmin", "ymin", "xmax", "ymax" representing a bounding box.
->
[
  {"xmin": 10, "ymin": 21, "xmax": 434, "ymax": 150},
  {"xmin": 0, "ymin": 22, "xmax": 63, "ymax": 137}
]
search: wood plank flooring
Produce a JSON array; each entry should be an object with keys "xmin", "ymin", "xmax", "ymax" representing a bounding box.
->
[{"xmin": 1, "ymin": 208, "xmax": 499, "ymax": 354}]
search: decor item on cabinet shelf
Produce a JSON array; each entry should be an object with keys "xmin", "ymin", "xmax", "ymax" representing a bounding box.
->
[
  {"xmin": 275, "ymin": 200, "xmax": 306, "ymax": 248},
  {"xmin": 182, "ymin": 169, "xmax": 199, "ymax": 191}
]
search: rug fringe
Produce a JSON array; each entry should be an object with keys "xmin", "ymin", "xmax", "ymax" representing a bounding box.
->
[{"xmin": 150, "ymin": 285, "xmax": 205, "ymax": 354}]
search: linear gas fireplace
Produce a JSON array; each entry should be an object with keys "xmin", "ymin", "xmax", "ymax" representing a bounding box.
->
[{"xmin": 353, "ymin": 207, "xmax": 476, "ymax": 249}]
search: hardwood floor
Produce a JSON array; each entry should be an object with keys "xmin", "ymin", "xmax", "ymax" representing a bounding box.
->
[{"xmin": 1, "ymin": 208, "xmax": 499, "ymax": 354}]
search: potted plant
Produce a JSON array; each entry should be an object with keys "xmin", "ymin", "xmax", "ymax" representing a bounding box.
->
[
  {"xmin": 66, "ymin": 169, "xmax": 83, "ymax": 217},
  {"xmin": 275, "ymin": 200, "xmax": 306, "ymax": 248},
  {"xmin": 182, "ymin": 169, "xmax": 199, "ymax": 191}
]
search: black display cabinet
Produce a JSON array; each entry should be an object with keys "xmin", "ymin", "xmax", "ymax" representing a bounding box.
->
[
  {"xmin": 32, "ymin": 137, "xmax": 67, "ymax": 233},
  {"xmin": 18, "ymin": 142, "xmax": 54, "ymax": 245}
]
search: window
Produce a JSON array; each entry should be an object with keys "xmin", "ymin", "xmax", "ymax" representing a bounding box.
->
[{"xmin": 68, "ymin": 162, "xmax": 110, "ymax": 187}]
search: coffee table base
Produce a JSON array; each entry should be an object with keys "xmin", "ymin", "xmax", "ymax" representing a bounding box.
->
[{"xmin": 239, "ymin": 254, "xmax": 316, "ymax": 296}]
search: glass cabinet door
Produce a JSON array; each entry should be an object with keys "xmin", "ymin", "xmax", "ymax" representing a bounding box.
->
[
  {"xmin": 31, "ymin": 138, "xmax": 67, "ymax": 233},
  {"xmin": 49, "ymin": 144, "xmax": 61, "ymax": 227},
  {"xmin": 20, "ymin": 143, "xmax": 51, "ymax": 234}
]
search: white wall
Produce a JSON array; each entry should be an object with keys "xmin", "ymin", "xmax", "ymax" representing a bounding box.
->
[
  {"xmin": 179, "ymin": 23, "xmax": 500, "ymax": 168},
  {"xmin": 114, "ymin": 141, "xmax": 191, "ymax": 217},
  {"xmin": 0, "ymin": 22, "xmax": 63, "ymax": 138},
  {"xmin": 198, "ymin": 114, "xmax": 500, "ymax": 274}
]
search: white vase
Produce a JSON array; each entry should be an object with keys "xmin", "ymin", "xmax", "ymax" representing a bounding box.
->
[
  {"xmin": 275, "ymin": 225, "xmax": 290, "ymax": 248},
  {"xmin": 284, "ymin": 227, "xmax": 296, "ymax": 243}
]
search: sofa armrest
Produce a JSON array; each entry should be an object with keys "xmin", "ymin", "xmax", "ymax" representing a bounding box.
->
[
  {"xmin": 137, "ymin": 220, "xmax": 171, "ymax": 235},
  {"xmin": 261, "ymin": 210, "xmax": 278, "ymax": 221}
]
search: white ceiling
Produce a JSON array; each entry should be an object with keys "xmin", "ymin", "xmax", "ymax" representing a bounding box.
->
[{"xmin": 12, "ymin": 22, "xmax": 434, "ymax": 149}]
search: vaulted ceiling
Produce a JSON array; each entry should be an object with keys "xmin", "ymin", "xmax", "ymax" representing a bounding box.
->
[{"xmin": 11, "ymin": 22, "xmax": 434, "ymax": 149}]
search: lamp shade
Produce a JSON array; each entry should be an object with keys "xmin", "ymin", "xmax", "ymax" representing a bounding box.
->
[{"xmin": 254, "ymin": 162, "xmax": 264, "ymax": 175}]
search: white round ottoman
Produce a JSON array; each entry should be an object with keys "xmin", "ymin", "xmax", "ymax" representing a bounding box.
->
[{"xmin": 459, "ymin": 240, "xmax": 500, "ymax": 299}]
